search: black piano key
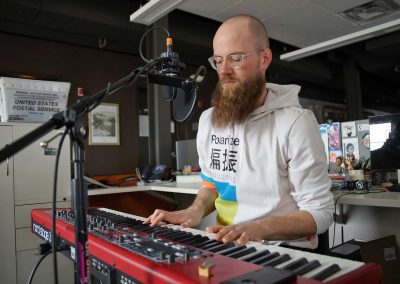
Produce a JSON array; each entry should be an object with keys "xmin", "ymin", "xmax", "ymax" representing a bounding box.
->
[
  {"xmin": 155, "ymin": 229, "xmax": 177, "ymax": 237},
  {"xmin": 261, "ymin": 254, "xmax": 291, "ymax": 267},
  {"xmin": 252, "ymin": 252, "xmax": 280, "ymax": 265},
  {"xmin": 292, "ymin": 260, "xmax": 321, "ymax": 276},
  {"xmin": 195, "ymin": 239, "xmax": 220, "ymax": 249},
  {"xmin": 220, "ymin": 245, "xmax": 247, "ymax": 256},
  {"xmin": 151, "ymin": 227, "xmax": 172, "ymax": 235},
  {"xmin": 129, "ymin": 224, "xmax": 151, "ymax": 231},
  {"xmin": 281, "ymin": 257, "xmax": 309, "ymax": 271},
  {"xmin": 201, "ymin": 241, "xmax": 226, "ymax": 250},
  {"xmin": 227, "ymin": 247, "xmax": 257, "ymax": 259},
  {"xmin": 184, "ymin": 236, "xmax": 210, "ymax": 246},
  {"xmin": 310, "ymin": 264, "xmax": 341, "ymax": 281},
  {"xmin": 207, "ymin": 243, "xmax": 235, "ymax": 252},
  {"xmin": 241, "ymin": 249, "xmax": 271, "ymax": 262},
  {"xmin": 156, "ymin": 231, "xmax": 184, "ymax": 239},
  {"xmin": 160, "ymin": 231, "xmax": 188, "ymax": 239},
  {"xmin": 141, "ymin": 225, "xmax": 165, "ymax": 233},
  {"xmin": 183, "ymin": 235, "xmax": 208, "ymax": 245},
  {"xmin": 168, "ymin": 233, "xmax": 194, "ymax": 242}
]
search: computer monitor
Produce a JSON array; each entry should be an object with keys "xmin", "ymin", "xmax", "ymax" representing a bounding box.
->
[
  {"xmin": 175, "ymin": 139, "xmax": 199, "ymax": 171},
  {"xmin": 369, "ymin": 113, "xmax": 400, "ymax": 171}
]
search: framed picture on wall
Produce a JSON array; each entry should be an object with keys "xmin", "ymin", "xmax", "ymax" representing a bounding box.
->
[{"xmin": 88, "ymin": 103, "xmax": 120, "ymax": 145}]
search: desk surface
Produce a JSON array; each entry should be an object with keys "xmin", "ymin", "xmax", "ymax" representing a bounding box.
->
[
  {"xmin": 87, "ymin": 182, "xmax": 200, "ymax": 196},
  {"xmin": 88, "ymin": 183, "xmax": 400, "ymax": 208},
  {"xmin": 333, "ymin": 190, "xmax": 400, "ymax": 208}
]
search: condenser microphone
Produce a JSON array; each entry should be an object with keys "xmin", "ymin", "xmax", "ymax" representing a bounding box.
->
[
  {"xmin": 158, "ymin": 37, "xmax": 185, "ymax": 101},
  {"xmin": 147, "ymin": 33, "xmax": 206, "ymax": 122}
]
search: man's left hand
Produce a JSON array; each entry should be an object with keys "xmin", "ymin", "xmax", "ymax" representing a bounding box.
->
[{"xmin": 206, "ymin": 221, "xmax": 264, "ymax": 245}]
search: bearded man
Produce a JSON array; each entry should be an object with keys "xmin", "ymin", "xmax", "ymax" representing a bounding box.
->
[{"xmin": 145, "ymin": 14, "xmax": 333, "ymax": 249}]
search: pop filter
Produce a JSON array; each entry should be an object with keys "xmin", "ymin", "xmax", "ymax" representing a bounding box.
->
[
  {"xmin": 173, "ymin": 67, "xmax": 206, "ymax": 122},
  {"xmin": 172, "ymin": 87, "xmax": 198, "ymax": 122},
  {"xmin": 148, "ymin": 65, "xmax": 207, "ymax": 122}
]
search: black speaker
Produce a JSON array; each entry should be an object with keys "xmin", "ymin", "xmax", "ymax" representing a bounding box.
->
[{"xmin": 346, "ymin": 180, "xmax": 369, "ymax": 190}]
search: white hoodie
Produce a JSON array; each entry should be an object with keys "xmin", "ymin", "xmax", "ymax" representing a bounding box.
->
[{"xmin": 197, "ymin": 83, "xmax": 334, "ymax": 248}]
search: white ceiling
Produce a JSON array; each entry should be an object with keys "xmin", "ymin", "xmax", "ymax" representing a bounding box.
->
[{"xmin": 178, "ymin": 0, "xmax": 400, "ymax": 48}]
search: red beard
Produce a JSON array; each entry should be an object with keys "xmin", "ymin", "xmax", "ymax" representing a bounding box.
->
[{"xmin": 211, "ymin": 73, "xmax": 265, "ymax": 128}]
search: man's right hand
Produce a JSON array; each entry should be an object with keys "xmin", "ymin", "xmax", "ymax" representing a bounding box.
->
[{"xmin": 143, "ymin": 208, "xmax": 203, "ymax": 228}]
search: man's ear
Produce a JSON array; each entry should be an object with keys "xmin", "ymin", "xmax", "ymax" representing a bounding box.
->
[{"xmin": 261, "ymin": 48, "xmax": 273, "ymax": 70}]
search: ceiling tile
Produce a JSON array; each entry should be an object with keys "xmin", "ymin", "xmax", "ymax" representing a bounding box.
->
[
  {"xmin": 271, "ymin": 29, "xmax": 311, "ymax": 47},
  {"xmin": 298, "ymin": 14, "xmax": 358, "ymax": 39},
  {"xmin": 262, "ymin": 18, "xmax": 295, "ymax": 39},
  {"xmin": 268, "ymin": 1, "xmax": 335, "ymax": 28},
  {"xmin": 214, "ymin": 1, "xmax": 269, "ymax": 22},
  {"xmin": 178, "ymin": 0, "xmax": 239, "ymax": 19},
  {"xmin": 234, "ymin": 0, "xmax": 306, "ymax": 19},
  {"xmin": 310, "ymin": 0, "xmax": 372, "ymax": 13}
]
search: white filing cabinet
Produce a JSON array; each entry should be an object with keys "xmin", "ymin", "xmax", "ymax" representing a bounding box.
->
[{"xmin": 0, "ymin": 123, "xmax": 74, "ymax": 284}]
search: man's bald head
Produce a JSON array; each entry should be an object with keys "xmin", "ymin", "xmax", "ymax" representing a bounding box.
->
[{"xmin": 217, "ymin": 14, "xmax": 269, "ymax": 51}]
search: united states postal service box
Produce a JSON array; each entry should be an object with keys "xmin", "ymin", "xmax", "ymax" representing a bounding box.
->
[{"xmin": 0, "ymin": 77, "xmax": 70, "ymax": 123}]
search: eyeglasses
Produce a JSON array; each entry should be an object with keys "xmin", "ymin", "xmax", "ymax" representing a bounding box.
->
[{"xmin": 208, "ymin": 51, "xmax": 257, "ymax": 70}]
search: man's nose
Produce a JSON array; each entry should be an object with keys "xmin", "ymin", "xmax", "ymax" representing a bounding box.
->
[{"xmin": 218, "ymin": 60, "xmax": 233, "ymax": 75}]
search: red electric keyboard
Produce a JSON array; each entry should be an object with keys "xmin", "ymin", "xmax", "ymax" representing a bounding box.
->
[{"xmin": 31, "ymin": 208, "xmax": 382, "ymax": 284}]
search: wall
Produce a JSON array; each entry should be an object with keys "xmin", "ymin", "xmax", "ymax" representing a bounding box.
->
[
  {"xmin": 0, "ymin": 32, "xmax": 146, "ymax": 175},
  {"xmin": 329, "ymin": 205, "xmax": 400, "ymax": 249}
]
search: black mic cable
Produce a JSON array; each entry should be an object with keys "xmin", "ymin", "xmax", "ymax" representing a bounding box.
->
[{"xmin": 138, "ymin": 26, "xmax": 170, "ymax": 63}]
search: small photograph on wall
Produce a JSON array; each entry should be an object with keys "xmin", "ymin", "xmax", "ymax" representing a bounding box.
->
[
  {"xmin": 327, "ymin": 123, "xmax": 341, "ymax": 151},
  {"xmin": 320, "ymin": 124, "xmax": 329, "ymax": 165},
  {"xmin": 341, "ymin": 121, "xmax": 356, "ymax": 138},
  {"xmin": 342, "ymin": 138, "xmax": 359, "ymax": 160},
  {"xmin": 89, "ymin": 103, "xmax": 120, "ymax": 145}
]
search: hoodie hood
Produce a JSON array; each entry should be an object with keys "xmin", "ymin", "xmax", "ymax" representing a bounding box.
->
[{"xmin": 250, "ymin": 83, "xmax": 302, "ymax": 121}]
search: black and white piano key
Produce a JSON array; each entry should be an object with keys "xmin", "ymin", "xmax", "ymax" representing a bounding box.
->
[
  {"xmin": 292, "ymin": 260, "xmax": 321, "ymax": 275},
  {"xmin": 228, "ymin": 247, "xmax": 257, "ymax": 259},
  {"xmin": 168, "ymin": 233, "xmax": 195, "ymax": 243},
  {"xmin": 158, "ymin": 230, "xmax": 189, "ymax": 239},
  {"xmin": 184, "ymin": 236, "xmax": 209, "ymax": 246},
  {"xmin": 261, "ymin": 254, "xmax": 291, "ymax": 267},
  {"xmin": 155, "ymin": 229, "xmax": 180, "ymax": 238},
  {"xmin": 310, "ymin": 264, "xmax": 341, "ymax": 281},
  {"xmin": 201, "ymin": 241, "xmax": 225, "ymax": 250},
  {"xmin": 240, "ymin": 249, "xmax": 271, "ymax": 262},
  {"xmin": 280, "ymin": 257, "xmax": 308, "ymax": 271},
  {"xmin": 206, "ymin": 242, "xmax": 235, "ymax": 252},
  {"xmin": 174, "ymin": 234, "xmax": 204, "ymax": 244},
  {"xmin": 195, "ymin": 239, "xmax": 220, "ymax": 249},
  {"xmin": 219, "ymin": 245, "xmax": 248, "ymax": 256},
  {"xmin": 252, "ymin": 252, "xmax": 280, "ymax": 265}
]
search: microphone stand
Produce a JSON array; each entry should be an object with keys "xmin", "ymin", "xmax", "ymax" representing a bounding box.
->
[{"xmin": 0, "ymin": 59, "xmax": 176, "ymax": 284}]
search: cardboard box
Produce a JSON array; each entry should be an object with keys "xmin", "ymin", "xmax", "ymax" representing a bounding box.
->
[
  {"xmin": 0, "ymin": 77, "xmax": 70, "ymax": 123},
  {"xmin": 360, "ymin": 235, "xmax": 400, "ymax": 284}
]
